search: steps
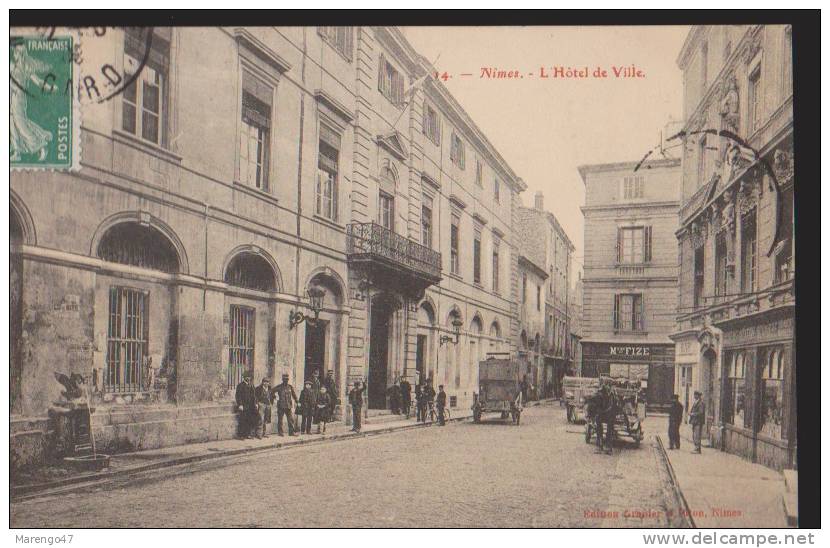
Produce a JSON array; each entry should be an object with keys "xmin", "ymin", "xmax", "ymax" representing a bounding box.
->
[{"xmin": 781, "ymin": 468, "xmax": 798, "ymax": 526}]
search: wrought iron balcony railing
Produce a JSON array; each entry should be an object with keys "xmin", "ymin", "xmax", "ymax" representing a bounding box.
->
[{"xmin": 347, "ymin": 222, "xmax": 442, "ymax": 282}]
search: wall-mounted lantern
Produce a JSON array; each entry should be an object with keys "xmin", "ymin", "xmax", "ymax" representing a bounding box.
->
[
  {"xmin": 440, "ymin": 317, "xmax": 464, "ymax": 346},
  {"xmin": 289, "ymin": 286, "xmax": 327, "ymax": 330}
]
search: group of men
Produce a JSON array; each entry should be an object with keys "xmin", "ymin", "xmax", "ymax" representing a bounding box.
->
[
  {"xmin": 667, "ymin": 390, "xmax": 706, "ymax": 453},
  {"xmin": 235, "ymin": 368, "xmax": 339, "ymax": 439}
]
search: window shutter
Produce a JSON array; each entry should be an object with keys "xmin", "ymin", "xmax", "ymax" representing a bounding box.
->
[
  {"xmin": 644, "ymin": 225, "xmax": 652, "ymax": 263},
  {"xmin": 378, "ymin": 54, "xmax": 385, "ymax": 92},
  {"xmin": 613, "ymin": 294, "xmax": 620, "ymax": 330},
  {"xmin": 638, "ymin": 294, "xmax": 645, "ymax": 331},
  {"xmin": 422, "ymin": 103, "xmax": 428, "ymax": 136},
  {"xmin": 394, "ymin": 72, "xmax": 404, "ymax": 106},
  {"xmin": 616, "ymin": 228, "xmax": 622, "ymax": 263}
]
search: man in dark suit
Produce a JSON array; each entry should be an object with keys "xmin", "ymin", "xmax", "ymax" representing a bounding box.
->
[
  {"xmin": 322, "ymin": 369, "xmax": 339, "ymax": 419},
  {"xmin": 254, "ymin": 377, "xmax": 274, "ymax": 439},
  {"xmin": 414, "ymin": 383, "xmax": 424, "ymax": 422},
  {"xmin": 689, "ymin": 391, "xmax": 706, "ymax": 453},
  {"xmin": 436, "ymin": 385, "xmax": 447, "ymax": 426},
  {"xmin": 667, "ymin": 394, "xmax": 684, "ymax": 450},
  {"xmin": 400, "ymin": 377, "xmax": 412, "ymax": 419},
  {"xmin": 274, "ymin": 374, "xmax": 298, "ymax": 436},
  {"xmin": 235, "ymin": 373, "xmax": 258, "ymax": 439},
  {"xmin": 349, "ymin": 380, "xmax": 365, "ymax": 433}
]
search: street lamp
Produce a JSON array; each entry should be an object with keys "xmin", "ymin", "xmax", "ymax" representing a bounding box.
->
[
  {"xmin": 440, "ymin": 317, "xmax": 464, "ymax": 346},
  {"xmin": 289, "ymin": 286, "xmax": 327, "ymax": 329}
]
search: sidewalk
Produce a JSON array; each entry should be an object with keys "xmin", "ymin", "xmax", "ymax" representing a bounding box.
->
[
  {"xmin": 16, "ymin": 400, "xmax": 537, "ymax": 500},
  {"xmin": 652, "ymin": 416, "xmax": 790, "ymax": 528}
]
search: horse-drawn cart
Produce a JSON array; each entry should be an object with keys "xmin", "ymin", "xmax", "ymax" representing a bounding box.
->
[
  {"xmin": 584, "ymin": 376, "xmax": 646, "ymax": 447},
  {"xmin": 472, "ymin": 356, "xmax": 523, "ymax": 425},
  {"xmin": 563, "ymin": 376, "xmax": 600, "ymax": 423}
]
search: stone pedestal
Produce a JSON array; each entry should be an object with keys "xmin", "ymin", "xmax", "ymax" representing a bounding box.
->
[{"xmin": 48, "ymin": 402, "xmax": 94, "ymax": 458}]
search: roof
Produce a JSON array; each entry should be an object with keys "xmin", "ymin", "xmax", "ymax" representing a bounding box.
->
[{"xmin": 577, "ymin": 158, "xmax": 680, "ymax": 184}]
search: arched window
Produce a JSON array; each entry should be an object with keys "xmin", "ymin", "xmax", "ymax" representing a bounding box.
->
[
  {"xmin": 760, "ymin": 347, "xmax": 785, "ymax": 439},
  {"xmin": 489, "ymin": 321, "xmax": 501, "ymax": 339},
  {"xmin": 418, "ymin": 301, "xmax": 436, "ymax": 327},
  {"xmin": 97, "ymin": 222, "xmax": 180, "ymax": 273},
  {"xmin": 470, "ymin": 315, "xmax": 483, "ymax": 334},
  {"xmin": 725, "ymin": 351, "xmax": 747, "ymax": 427},
  {"xmin": 225, "ymin": 252, "xmax": 277, "ymax": 292}
]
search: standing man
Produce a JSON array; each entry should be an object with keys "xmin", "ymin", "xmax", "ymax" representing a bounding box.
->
[
  {"xmin": 322, "ymin": 369, "xmax": 339, "ymax": 420},
  {"xmin": 299, "ymin": 381, "xmax": 315, "ymax": 435},
  {"xmin": 424, "ymin": 382, "xmax": 436, "ymax": 422},
  {"xmin": 274, "ymin": 374, "xmax": 298, "ymax": 436},
  {"xmin": 689, "ymin": 391, "xmax": 705, "ymax": 454},
  {"xmin": 520, "ymin": 374, "xmax": 530, "ymax": 404},
  {"xmin": 414, "ymin": 383, "xmax": 424, "ymax": 422},
  {"xmin": 400, "ymin": 376, "xmax": 412, "ymax": 419},
  {"xmin": 667, "ymin": 394, "xmax": 684, "ymax": 450},
  {"xmin": 388, "ymin": 380, "xmax": 401, "ymax": 415},
  {"xmin": 436, "ymin": 385, "xmax": 447, "ymax": 426},
  {"xmin": 349, "ymin": 380, "xmax": 365, "ymax": 433},
  {"xmin": 235, "ymin": 373, "xmax": 258, "ymax": 439},
  {"xmin": 254, "ymin": 377, "xmax": 274, "ymax": 439}
]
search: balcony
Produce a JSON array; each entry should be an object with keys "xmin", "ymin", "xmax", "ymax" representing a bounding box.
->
[{"xmin": 347, "ymin": 222, "xmax": 442, "ymax": 292}]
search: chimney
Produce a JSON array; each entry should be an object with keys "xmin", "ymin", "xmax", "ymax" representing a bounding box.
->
[{"xmin": 534, "ymin": 191, "xmax": 544, "ymax": 211}]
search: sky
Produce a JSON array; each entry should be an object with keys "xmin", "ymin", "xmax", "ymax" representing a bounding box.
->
[{"xmin": 401, "ymin": 25, "xmax": 691, "ymax": 281}]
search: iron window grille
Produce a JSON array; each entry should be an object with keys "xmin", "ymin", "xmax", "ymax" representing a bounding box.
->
[
  {"xmin": 105, "ymin": 287, "xmax": 149, "ymax": 393},
  {"xmin": 228, "ymin": 305, "xmax": 255, "ymax": 389}
]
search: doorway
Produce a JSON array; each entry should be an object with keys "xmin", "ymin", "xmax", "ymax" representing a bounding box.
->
[
  {"xmin": 304, "ymin": 319, "xmax": 328, "ymax": 385},
  {"xmin": 415, "ymin": 334, "xmax": 426, "ymax": 386},
  {"xmin": 703, "ymin": 350, "xmax": 717, "ymax": 437},
  {"xmin": 369, "ymin": 295, "xmax": 396, "ymax": 409}
]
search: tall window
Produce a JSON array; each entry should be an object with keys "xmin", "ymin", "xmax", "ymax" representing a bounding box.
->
[
  {"xmin": 522, "ymin": 273, "xmax": 528, "ymax": 304},
  {"xmin": 492, "ymin": 238, "xmax": 500, "ymax": 293},
  {"xmin": 617, "ymin": 226, "xmax": 651, "ymax": 264},
  {"xmin": 421, "ymin": 195, "xmax": 433, "ymax": 248},
  {"xmin": 122, "ymin": 28, "xmax": 170, "ymax": 145},
  {"xmin": 422, "ymin": 103, "xmax": 440, "ymax": 145},
  {"xmin": 450, "ymin": 132, "xmax": 465, "ymax": 169},
  {"xmin": 450, "ymin": 214, "xmax": 460, "ymax": 275},
  {"xmin": 239, "ymin": 71, "xmax": 273, "ymax": 191},
  {"xmin": 748, "ymin": 66, "xmax": 762, "ymax": 133},
  {"xmin": 105, "ymin": 287, "xmax": 148, "ymax": 392},
  {"xmin": 775, "ymin": 187, "xmax": 794, "ymax": 283},
  {"xmin": 741, "ymin": 209, "xmax": 757, "ymax": 293},
  {"xmin": 378, "ymin": 54, "xmax": 404, "ymax": 106},
  {"xmin": 724, "ymin": 351, "xmax": 747, "ymax": 427},
  {"xmin": 379, "ymin": 192, "xmax": 395, "ymax": 231},
  {"xmin": 228, "ymin": 305, "xmax": 255, "ymax": 389},
  {"xmin": 698, "ymin": 136, "xmax": 708, "ymax": 184},
  {"xmin": 473, "ymin": 230, "xmax": 482, "ymax": 284},
  {"xmin": 316, "ymin": 124, "xmax": 340, "ymax": 221},
  {"xmin": 694, "ymin": 246, "xmax": 705, "ymax": 308},
  {"xmin": 494, "ymin": 177, "xmax": 500, "ymax": 203},
  {"xmin": 623, "ymin": 175, "xmax": 644, "ymax": 199},
  {"xmin": 715, "ymin": 232, "xmax": 729, "ymax": 297},
  {"xmin": 536, "ymin": 285, "xmax": 541, "ymax": 311},
  {"xmin": 475, "ymin": 160, "xmax": 483, "ymax": 186},
  {"xmin": 318, "ymin": 26, "xmax": 353, "ymax": 60},
  {"xmin": 760, "ymin": 348, "xmax": 785, "ymax": 438},
  {"xmin": 614, "ymin": 294, "xmax": 644, "ymax": 332}
]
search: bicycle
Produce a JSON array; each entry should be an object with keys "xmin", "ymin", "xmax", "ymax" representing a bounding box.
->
[{"xmin": 427, "ymin": 402, "xmax": 450, "ymax": 423}]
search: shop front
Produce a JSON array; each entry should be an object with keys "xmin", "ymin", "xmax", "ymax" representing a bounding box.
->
[
  {"xmin": 581, "ymin": 342, "xmax": 676, "ymax": 411},
  {"xmin": 714, "ymin": 306, "xmax": 796, "ymax": 470}
]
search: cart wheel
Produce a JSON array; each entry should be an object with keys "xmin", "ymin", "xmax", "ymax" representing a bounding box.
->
[
  {"xmin": 473, "ymin": 408, "xmax": 481, "ymax": 424},
  {"xmin": 501, "ymin": 411, "xmax": 509, "ymax": 420},
  {"xmin": 566, "ymin": 406, "xmax": 573, "ymax": 423}
]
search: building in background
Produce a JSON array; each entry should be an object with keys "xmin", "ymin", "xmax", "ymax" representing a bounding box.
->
[
  {"xmin": 671, "ymin": 25, "xmax": 794, "ymax": 470},
  {"xmin": 10, "ymin": 26, "xmax": 524, "ymax": 470},
  {"xmin": 569, "ymin": 271, "xmax": 584, "ymax": 376},
  {"xmin": 516, "ymin": 254, "xmax": 547, "ymax": 399},
  {"xmin": 516, "ymin": 192, "xmax": 575, "ymax": 399},
  {"xmin": 579, "ymin": 158, "xmax": 681, "ymax": 411}
]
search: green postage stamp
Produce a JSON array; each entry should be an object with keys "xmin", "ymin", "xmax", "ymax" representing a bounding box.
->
[{"xmin": 10, "ymin": 33, "xmax": 80, "ymax": 170}]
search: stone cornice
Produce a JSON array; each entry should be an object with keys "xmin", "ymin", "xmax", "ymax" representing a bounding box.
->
[{"xmin": 578, "ymin": 158, "xmax": 680, "ymax": 183}]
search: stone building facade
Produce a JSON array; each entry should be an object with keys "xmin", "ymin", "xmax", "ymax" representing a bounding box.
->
[
  {"xmin": 579, "ymin": 159, "xmax": 681, "ymax": 411},
  {"xmin": 516, "ymin": 192, "xmax": 575, "ymax": 398},
  {"xmin": 10, "ymin": 26, "xmax": 523, "ymax": 470},
  {"xmin": 671, "ymin": 25, "xmax": 795, "ymax": 470},
  {"xmin": 516, "ymin": 253, "xmax": 547, "ymax": 399}
]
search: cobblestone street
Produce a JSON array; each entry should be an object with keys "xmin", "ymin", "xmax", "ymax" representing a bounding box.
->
[{"xmin": 11, "ymin": 406, "xmax": 680, "ymax": 528}]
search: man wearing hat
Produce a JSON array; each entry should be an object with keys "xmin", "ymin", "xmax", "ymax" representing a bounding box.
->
[
  {"xmin": 322, "ymin": 369, "xmax": 339, "ymax": 420},
  {"xmin": 688, "ymin": 391, "xmax": 706, "ymax": 453},
  {"xmin": 299, "ymin": 380, "xmax": 316, "ymax": 434},
  {"xmin": 235, "ymin": 372, "xmax": 258, "ymax": 439},
  {"xmin": 274, "ymin": 374, "xmax": 298, "ymax": 436},
  {"xmin": 255, "ymin": 377, "xmax": 274, "ymax": 439},
  {"xmin": 667, "ymin": 394, "xmax": 684, "ymax": 450},
  {"xmin": 348, "ymin": 380, "xmax": 366, "ymax": 433}
]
